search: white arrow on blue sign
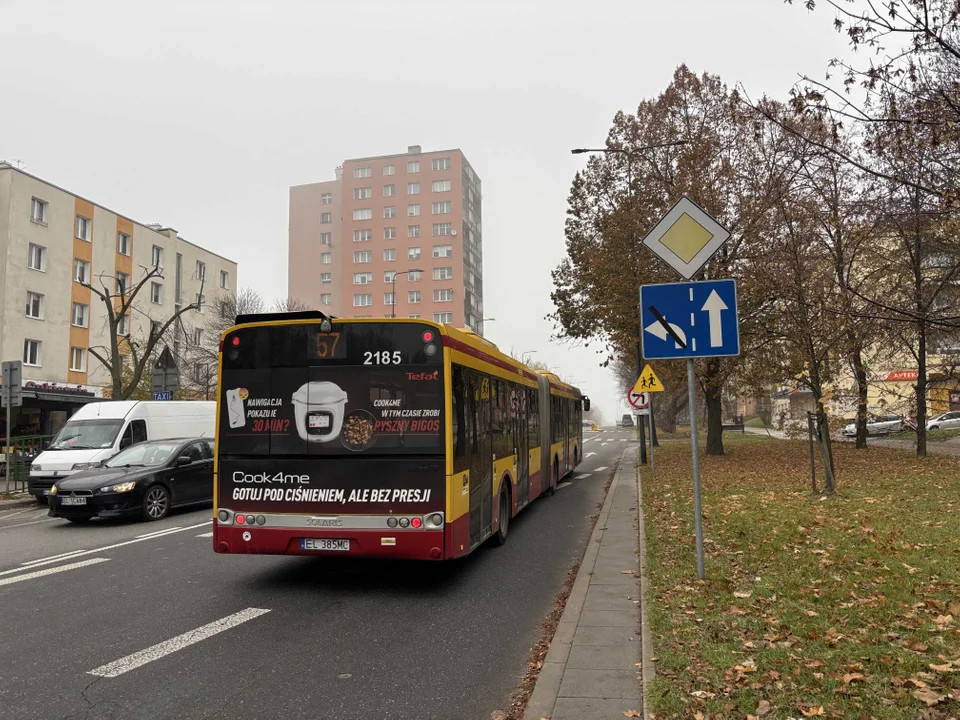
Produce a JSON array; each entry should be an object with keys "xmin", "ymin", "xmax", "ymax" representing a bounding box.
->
[{"xmin": 640, "ymin": 279, "xmax": 740, "ymax": 360}]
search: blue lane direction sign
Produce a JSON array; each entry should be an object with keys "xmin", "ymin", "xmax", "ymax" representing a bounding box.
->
[
  {"xmin": 153, "ymin": 391, "xmax": 173, "ymax": 401},
  {"xmin": 640, "ymin": 279, "xmax": 740, "ymax": 360}
]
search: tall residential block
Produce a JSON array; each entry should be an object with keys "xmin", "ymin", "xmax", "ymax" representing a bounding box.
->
[
  {"xmin": 289, "ymin": 145, "xmax": 485, "ymax": 334},
  {"xmin": 0, "ymin": 161, "xmax": 236, "ymax": 434}
]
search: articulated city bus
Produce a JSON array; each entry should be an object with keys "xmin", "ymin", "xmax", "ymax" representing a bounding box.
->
[{"xmin": 212, "ymin": 312, "xmax": 589, "ymax": 560}]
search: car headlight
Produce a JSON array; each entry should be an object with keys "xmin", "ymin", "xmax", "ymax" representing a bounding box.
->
[
  {"xmin": 100, "ymin": 481, "xmax": 136, "ymax": 494},
  {"xmin": 31, "ymin": 465, "xmax": 42, "ymax": 472},
  {"xmin": 72, "ymin": 463, "xmax": 93, "ymax": 470},
  {"xmin": 49, "ymin": 485, "xmax": 58, "ymax": 495}
]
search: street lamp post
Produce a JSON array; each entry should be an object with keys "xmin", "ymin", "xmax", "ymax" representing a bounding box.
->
[
  {"xmin": 521, "ymin": 350, "xmax": 537, "ymax": 364},
  {"xmin": 391, "ymin": 269, "xmax": 423, "ymax": 319},
  {"xmin": 571, "ymin": 140, "xmax": 687, "ymax": 449}
]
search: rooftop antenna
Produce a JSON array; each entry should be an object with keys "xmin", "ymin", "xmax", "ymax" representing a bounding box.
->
[{"xmin": 12, "ymin": 159, "xmax": 25, "ymax": 169}]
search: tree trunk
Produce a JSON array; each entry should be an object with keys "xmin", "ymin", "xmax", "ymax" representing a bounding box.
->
[
  {"xmin": 816, "ymin": 403, "xmax": 837, "ymax": 494},
  {"xmin": 851, "ymin": 349, "xmax": 869, "ymax": 450},
  {"xmin": 704, "ymin": 359, "xmax": 724, "ymax": 456},
  {"xmin": 916, "ymin": 319, "xmax": 927, "ymax": 458}
]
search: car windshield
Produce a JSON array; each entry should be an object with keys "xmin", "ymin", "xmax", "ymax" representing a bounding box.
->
[
  {"xmin": 103, "ymin": 442, "xmax": 182, "ymax": 468},
  {"xmin": 48, "ymin": 420, "xmax": 124, "ymax": 450}
]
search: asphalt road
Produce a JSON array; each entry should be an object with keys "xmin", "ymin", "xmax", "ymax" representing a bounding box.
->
[{"xmin": 0, "ymin": 428, "xmax": 636, "ymax": 720}]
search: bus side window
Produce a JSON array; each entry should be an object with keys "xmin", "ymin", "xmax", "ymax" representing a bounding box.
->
[
  {"xmin": 452, "ymin": 365, "xmax": 466, "ymax": 463},
  {"xmin": 528, "ymin": 389, "xmax": 539, "ymax": 451}
]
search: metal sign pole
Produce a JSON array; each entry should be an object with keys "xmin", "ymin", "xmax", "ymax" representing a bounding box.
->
[
  {"xmin": 687, "ymin": 359, "xmax": 704, "ymax": 580},
  {"xmin": 4, "ymin": 389, "xmax": 10, "ymax": 494},
  {"xmin": 649, "ymin": 395, "xmax": 655, "ymax": 473}
]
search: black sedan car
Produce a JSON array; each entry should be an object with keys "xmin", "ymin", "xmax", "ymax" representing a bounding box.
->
[{"xmin": 48, "ymin": 438, "xmax": 214, "ymax": 523}]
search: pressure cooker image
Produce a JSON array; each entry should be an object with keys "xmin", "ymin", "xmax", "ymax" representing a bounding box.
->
[{"xmin": 292, "ymin": 382, "xmax": 348, "ymax": 442}]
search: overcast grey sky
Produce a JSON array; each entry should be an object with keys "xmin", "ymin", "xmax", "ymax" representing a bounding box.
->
[{"xmin": 1, "ymin": 0, "xmax": 848, "ymax": 422}]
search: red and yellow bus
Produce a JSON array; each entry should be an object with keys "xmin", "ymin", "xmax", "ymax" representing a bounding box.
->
[{"xmin": 212, "ymin": 313, "xmax": 589, "ymax": 560}]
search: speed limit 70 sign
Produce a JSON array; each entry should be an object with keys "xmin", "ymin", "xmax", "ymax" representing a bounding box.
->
[{"xmin": 628, "ymin": 389, "xmax": 650, "ymax": 410}]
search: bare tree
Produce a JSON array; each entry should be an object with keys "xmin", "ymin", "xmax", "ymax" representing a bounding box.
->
[{"xmin": 273, "ymin": 297, "xmax": 313, "ymax": 312}]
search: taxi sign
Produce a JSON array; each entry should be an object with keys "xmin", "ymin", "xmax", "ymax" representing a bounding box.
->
[
  {"xmin": 642, "ymin": 196, "xmax": 730, "ymax": 280},
  {"xmin": 632, "ymin": 364, "xmax": 663, "ymax": 393}
]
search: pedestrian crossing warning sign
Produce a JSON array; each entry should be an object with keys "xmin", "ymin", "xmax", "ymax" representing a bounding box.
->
[{"xmin": 632, "ymin": 364, "xmax": 663, "ymax": 393}]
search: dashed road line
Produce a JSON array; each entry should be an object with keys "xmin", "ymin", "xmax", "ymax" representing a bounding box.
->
[
  {"xmin": 556, "ymin": 482, "xmax": 573, "ymax": 490},
  {"xmin": 0, "ymin": 558, "xmax": 110, "ymax": 587},
  {"xmin": 196, "ymin": 532, "xmax": 213, "ymax": 538},
  {"xmin": 87, "ymin": 608, "xmax": 272, "ymax": 678}
]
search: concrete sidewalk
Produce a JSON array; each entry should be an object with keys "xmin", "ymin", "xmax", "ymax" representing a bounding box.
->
[{"xmin": 524, "ymin": 447, "xmax": 645, "ymax": 720}]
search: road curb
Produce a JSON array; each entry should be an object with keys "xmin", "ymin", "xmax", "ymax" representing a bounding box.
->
[
  {"xmin": 522, "ymin": 447, "xmax": 635, "ymax": 720},
  {"xmin": 0, "ymin": 497, "xmax": 37, "ymax": 512},
  {"xmin": 636, "ymin": 452, "xmax": 655, "ymax": 719}
]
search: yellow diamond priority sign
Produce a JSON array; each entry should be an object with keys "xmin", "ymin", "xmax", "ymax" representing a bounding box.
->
[
  {"xmin": 632, "ymin": 364, "xmax": 663, "ymax": 394},
  {"xmin": 642, "ymin": 196, "xmax": 730, "ymax": 279}
]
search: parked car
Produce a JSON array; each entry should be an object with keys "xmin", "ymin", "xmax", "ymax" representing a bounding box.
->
[
  {"xmin": 841, "ymin": 414, "xmax": 904, "ymax": 436},
  {"xmin": 29, "ymin": 400, "xmax": 215, "ymax": 503},
  {"xmin": 48, "ymin": 438, "xmax": 214, "ymax": 523},
  {"xmin": 927, "ymin": 411, "xmax": 960, "ymax": 431}
]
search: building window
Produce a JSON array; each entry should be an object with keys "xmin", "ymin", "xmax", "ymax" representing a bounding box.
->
[
  {"xmin": 23, "ymin": 339, "xmax": 42, "ymax": 367},
  {"xmin": 151, "ymin": 282, "xmax": 163, "ymax": 304},
  {"xmin": 432, "ymin": 223, "xmax": 452, "ymax": 236},
  {"xmin": 322, "ymin": 213, "xmax": 334, "ymax": 225},
  {"xmin": 383, "ymin": 164, "xmax": 395, "ymax": 176},
  {"xmin": 220, "ymin": 270, "xmax": 229, "ymax": 289},
  {"xmin": 433, "ymin": 312, "xmax": 453, "ymax": 324},
  {"xmin": 384, "ymin": 206, "xmax": 396, "ymax": 219},
  {"xmin": 116, "ymin": 271, "xmax": 130, "ymax": 295},
  {"xmin": 353, "ymin": 167, "xmax": 372, "ymax": 179},
  {"xmin": 408, "ymin": 204, "xmax": 420, "ymax": 217},
  {"xmin": 72, "ymin": 302, "xmax": 89, "ymax": 327},
  {"xmin": 354, "ymin": 251, "xmax": 372, "ymax": 263},
  {"xmin": 408, "ymin": 270, "xmax": 422, "ymax": 282},
  {"xmin": 432, "ymin": 158, "xmax": 450, "ymax": 171},
  {"xmin": 320, "ymin": 232, "xmax": 332, "ymax": 245},
  {"xmin": 74, "ymin": 258, "xmax": 89, "ymax": 284},
  {"xmin": 31, "ymin": 198, "xmax": 48, "ymax": 223},
  {"xmin": 408, "ymin": 290, "xmax": 421, "ymax": 304},
  {"xmin": 118, "ymin": 315, "xmax": 130, "ymax": 335},
  {"xmin": 24, "ymin": 291, "xmax": 44, "ymax": 319},
  {"xmin": 353, "ymin": 294, "xmax": 373, "ymax": 307},
  {"xmin": 321, "ymin": 253, "xmax": 332, "ymax": 264},
  {"xmin": 432, "ymin": 201, "xmax": 452, "ymax": 215},
  {"xmin": 433, "ymin": 244, "xmax": 453, "ymax": 258},
  {"xmin": 384, "ymin": 227, "xmax": 396, "ymax": 240},
  {"xmin": 76, "ymin": 215, "xmax": 91, "ymax": 241},
  {"xmin": 192, "ymin": 328, "xmax": 203, "ymax": 345},
  {"xmin": 353, "ymin": 229, "xmax": 373, "ymax": 242},
  {"xmin": 152, "ymin": 245, "xmax": 164, "ymax": 268},
  {"xmin": 407, "ymin": 161, "xmax": 420, "ymax": 173},
  {"xmin": 354, "ymin": 272, "xmax": 373, "ymax": 285},
  {"xmin": 321, "ymin": 293, "xmax": 332, "ymax": 305},
  {"xmin": 384, "ymin": 248, "xmax": 396, "ymax": 261},
  {"xmin": 408, "ymin": 224, "xmax": 420, "ymax": 238},
  {"xmin": 432, "ymin": 179, "xmax": 451, "ymax": 192},
  {"xmin": 196, "ymin": 294, "xmax": 205, "ymax": 313},
  {"xmin": 354, "ymin": 187, "xmax": 373, "ymax": 200},
  {"xmin": 195, "ymin": 261, "xmax": 206, "ymax": 281},
  {"xmin": 408, "ymin": 247, "xmax": 421, "ymax": 260},
  {"xmin": 433, "ymin": 266, "xmax": 453, "ymax": 280},
  {"xmin": 321, "ymin": 273, "xmax": 332, "ymax": 283},
  {"xmin": 409, "ymin": 314, "xmax": 421, "ymax": 319},
  {"xmin": 384, "ymin": 271, "xmax": 396, "ymax": 283},
  {"xmin": 117, "ymin": 232, "xmax": 131, "ymax": 255},
  {"xmin": 28, "ymin": 243, "xmax": 46, "ymax": 271},
  {"xmin": 70, "ymin": 347, "xmax": 86, "ymax": 372},
  {"xmin": 434, "ymin": 288, "xmax": 454, "ymax": 302},
  {"xmin": 353, "ymin": 208, "xmax": 373, "ymax": 221},
  {"xmin": 321, "ymin": 193, "xmax": 332, "ymax": 204},
  {"xmin": 408, "ymin": 182, "xmax": 420, "ymax": 195},
  {"xmin": 384, "ymin": 292, "xmax": 396, "ymax": 306},
  {"xmin": 384, "ymin": 184, "xmax": 396, "ymax": 197}
]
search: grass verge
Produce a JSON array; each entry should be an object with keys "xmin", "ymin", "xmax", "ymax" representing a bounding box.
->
[{"xmin": 643, "ymin": 434, "xmax": 960, "ymax": 719}]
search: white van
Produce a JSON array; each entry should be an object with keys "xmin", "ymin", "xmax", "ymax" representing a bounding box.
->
[{"xmin": 28, "ymin": 401, "xmax": 215, "ymax": 501}]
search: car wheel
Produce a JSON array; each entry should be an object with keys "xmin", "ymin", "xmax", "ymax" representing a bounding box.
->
[
  {"xmin": 491, "ymin": 487, "xmax": 510, "ymax": 547},
  {"xmin": 142, "ymin": 485, "xmax": 170, "ymax": 521},
  {"xmin": 66, "ymin": 516, "xmax": 91, "ymax": 523},
  {"xmin": 930, "ymin": 425, "xmax": 940, "ymax": 431}
]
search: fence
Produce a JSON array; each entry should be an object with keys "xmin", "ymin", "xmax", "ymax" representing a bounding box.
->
[{"xmin": 1, "ymin": 435, "xmax": 54, "ymax": 493}]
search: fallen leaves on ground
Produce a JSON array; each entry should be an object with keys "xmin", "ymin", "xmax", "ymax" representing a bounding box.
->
[{"xmin": 642, "ymin": 437, "xmax": 960, "ymax": 719}]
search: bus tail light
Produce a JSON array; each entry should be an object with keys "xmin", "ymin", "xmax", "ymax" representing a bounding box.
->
[
  {"xmin": 236, "ymin": 515, "xmax": 245, "ymax": 524},
  {"xmin": 411, "ymin": 517, "xmax": 422, "ymax": 529},
  {"xmin": 425, "ymin": 513, "xmax": 444, "ymax": 529}
]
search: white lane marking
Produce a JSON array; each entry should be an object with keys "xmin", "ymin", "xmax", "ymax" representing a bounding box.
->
[
  {"xmin": 601, "ymin": 443, "xmax": 609, "ymax": 447},
  {"xmin": 594, "ymin": 466, "xmax": 609, "ymax": 472},
  {"xmin": 88, "ymin": 608, "xmax": 272, "ymax": 678},
  {"xmin": 556, "ymin": 482, "xmax": 573, "ymax": 490},
  {"xmin": 196, "ymin": 532, "xmax": 213, "ymax": 538},
  {"xmin": 21, "ymin": 548, "xmax": 89, "ymax": 567},
  {"xmin": 620, "ymin": 438, "xmax": 627, "ymax": 442},
  {"xmin": 573, "ymin": 473, "xmax": 592, "ymax": 479},
  {"xmin": 586, "ymin": 452, "xmax": 597, "ymax": 458},
  {"xmin": 0, "ymin": 558, "xmax": 110, "ymax": 588},
  {"xmin": 0, "ymin": 507, "xmax": 36, "ymax": 520},
  {"xmin": 0, "ymin": 520, "xmax": 211, "ymax": 578},
  {"xmin": 0, "ymin": 517, "xmax": 58, "ymax": 530},
  {"xmin": 136, "ymin": 526, "xmax": 183, "ymax": 539}
]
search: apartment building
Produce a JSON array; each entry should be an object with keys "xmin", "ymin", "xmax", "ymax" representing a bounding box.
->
[
  {"xmin": 289, "ymin": 145, "xmax": 485, "ymax": 333},
  {"xmin": 0, "ymin": 161, "xmax": 236, "ymax": 433}
]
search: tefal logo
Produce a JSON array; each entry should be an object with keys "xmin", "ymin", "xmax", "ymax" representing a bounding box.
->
[{"xmin": 407, "ymin": 371, "xmax": 439, "ymax": 381}]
